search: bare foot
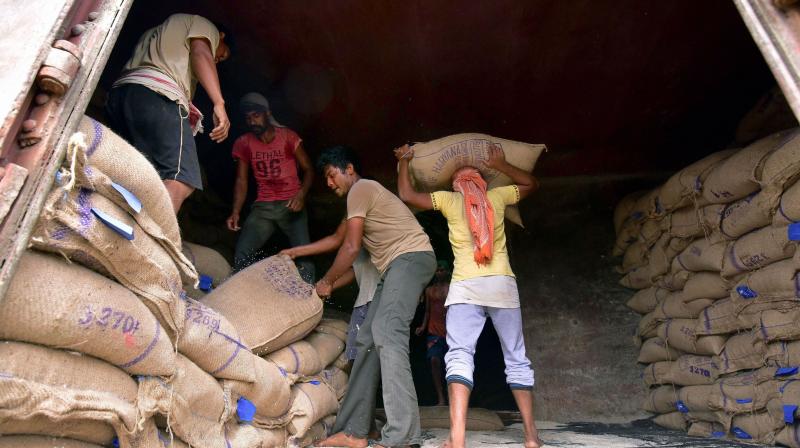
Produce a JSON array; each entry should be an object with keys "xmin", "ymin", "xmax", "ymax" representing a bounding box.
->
[
  {"xmin": 439, "ymin": 437, "xmax": 453, "ymax": 448},
  {"xmin": 524, "ymin": 436, "xmax": 543, "ymax": 448},
  {"xmin": 314, "ymin": 432, "xmax": 367, "ymax": 448}
]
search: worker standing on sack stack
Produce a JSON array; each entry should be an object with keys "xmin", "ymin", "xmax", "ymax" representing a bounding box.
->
[
  {"xmin": 395, "ymin": 143, "xmax": 543, "ymax": 448},
  {"xmin": 106, "ymin": 13, "xmax": 232, "ymax": 213},
  {"xmin": 314, "ymin": 145, "xmax": 435, "ymax": 448},
  {"xmin": 226, "ymin": 92, "xmax": 315, "ymax": 282}
]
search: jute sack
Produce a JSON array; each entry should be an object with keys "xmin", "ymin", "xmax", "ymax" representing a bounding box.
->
[
  {"xmin": 638, "ymin": 337, "xmax": 684, "ymax": 363},
  {"xmin": 728, "ymin": 412, "xmax": 782, "ymax": 445},
  {"xmin": 637, "ymin": 312, "xmax": 661, "ymax": 340},
  {"xmin": 682, "ymin": 272, "xmax": 731, "ymax": 301},
  {"xmin": 203, "ymin": 255, "xmax": 323, "ymax": 355},
  {"xmin": 407, "ymin": 133, "xmax": 545, "ymax": 227},
  {"xmin": 672, "ymin": 236, "xmax": 727, "ymax": 273},
  {"xmin": 333, "ymin": 351, "xmax": 351, "ymax": 373},
  {"xmin": 137, "ymin": 354, "xmax": 234, "ymax": 448},
  {"xmin": 620, "ymin": 241, "xmax": 649, "ymax": 273},
  {"xmin": 766, "ymin": 340, "xmax": 800, "ymax": 367},
  {"xmin": 613, "ymin": 219, "xmax": 644, "ymax": 257},
  {"xmin": 179, "ymin": 296, "xmax": 256, "ymax": 382},
  {"xmin": 652, "ymin": 291, "xmax": 714, "ymax": 320},
  {"xmin": 419, "ymin": 406, "xmax": 504, "ymax": 431},
  {"xmin": 224, "ymin": 421, "xmax": 287, "ymax": 448},
  {"xmin": 756, "ymin": 128, "xmax": 800, "ymax": 189},
  {"xmin": 721, "ymin": 225, "xmax": 796, "ymax": 278},
  {"xmin": 31, "ymin": 187, "xmax": 185, "ymax": 334},
  {"xmin": 0, "ymin": 341, "xmax": 141, "ymax": 447},
  {"xmin": 1, "ymin": 250, "xmax": 175, "ymax": 376},
  {"xmin": 266, "ymin": 340, "xmax": 324, "ymax": 378},
  {"xmin": 767, "ymin": 380, "xmax": 800, "ymax": 428},
  {"xmin": 0, "ymin": 436, "xmax": 103, "ymax": 447},
  {"xmin": 652, "ymin": 412, "xmax": 687, "ymax": 431},
  {"xmin": 313, "ymin": 318, "xmax": 349, "ymax": 342},
  {"xmin": 696, "ymin": 298, "xmax": 788, "ymax": 336},
  {"xmin": 655, "ymin": 268, "xmax": 691, "ymax": 291},
  {"xmin": 284, "ymin": 378, "xmax": 340, "ymax": 437},
  {"xmin": 730, "ymin": 258, "xmax": 799, "ymax": 310},
  {"xmin": 656, "ymin": 149, "xmax": 736, "ymax": 213},
  {"xmin": 320, "ymin": 367, "xmax": 349, "ymax": 400},
  {"xmin": 714, "ymin": 331, "xmax": 768, "ymax": 375},
  {"xmin": 664, "ymin": 205, "xmax": 724, "ymax": 239},
  {"xmin": 647, "ymin": 235, "xmax": 691, "ymax": 279},
  {"xmin": 775, "ymin": 177, "xmax": 800, "ymax": 226},
  {"xmin": 719, "ymin": 190, "xmax": 776, "ymax": 239},
  {"xmin": 709, "ymin": 372, "xmax": 778, "ymax": 414},
  {"xmin": 290, "ymin": 415, "xmax": 335, "ymax": 448},
  {"xmin": 775, "ymin": 424, "xmax": 800, "ymax": 448},
  {"xmin": 639, "ymin": 219, "xmax": 664, "ymax": 247},
  {"xmin": 68, "ymin": 122, "xmax": 196, "ymax": 288},
  {"xmin": 642, "ymin": 385, "xmax": 679, "ymax": 414},
  {"xmin": 643, "ymin": 355, "xmax": 720, "ymax": 387},
  {"xmin": 227, "ymin": 355, "xmax": 293, "ymax": 421},
  {"xmin": 658, "ymin": 319, "xmax": 726, "ymax": 356},
  {"xmin": 755, "ymin": 308, "xmax": 800, "ymax": 342},
  {"xmin": 678, "ymin": 384, "xmax": 715, "ymax": 412},
  {"xmin": 687, "ymin": 421, "xmax": 727, "ymax": 438},
  {"xmin": 614, "ymin": 190, "xmax": 645, "ymax": 235},
  {"xmin": 619, "ymin": 264, "xmax": 654, "ymax": 290},
  {"xmin": 157, "ymin": 430, "xmax": 190, "ymax": 448},
  {"xmin": 306, "ymin": 332, "xmax": 345, "ymax": 367},
  {"xmin": 182, "ymin": 241, "xmax": 231, "ymax": 287},
  {"xmin": 632, "ymin": 189, "xmax": 663, "ymax": 221},
  {"xmin": 702, "ymin": 131, "xmax": 789, "ymax": 204},
  {"xmin": 627, "ymin": 287, "xmax": 669, "ymax": 314}
]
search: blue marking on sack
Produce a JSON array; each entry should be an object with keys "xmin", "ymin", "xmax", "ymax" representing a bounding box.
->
[
  {"xmin": 91, "ymin": 207, "xmax": 134, "ymax": 240},
  {"xmin": 676, "ymin": 401, "xmax": 689, "ymax": 413},
  {"xmin": 198, "ymin": 274, "xmax": 213, "ymax": 292},
  {"xmin": 111, "ymin": 182, "xmax": 142, "ymax": 213},
  {"xmin": 776, "ymin": 367, "xmax": 799, "ymax": 377},
  {"xmin": 784, "ymin": 404, "xmax": 798, "ymax": 424},
  {"xmin": 732, "ymin": 427, "xmax": 752, "ymax": 439},
  {"xmin": 237, "ymin": 397, "xmax": 256, "ymax": 422},
  {"xmin": 711, "ymin": 431, "xmax": 725, "ymax": 438},
  {"xmin": 112, "ymin": 438, "xmax": 120, "ymax": 448},
  {"xmin": 736, "ymin": 286, "xmax": 757, "ymax": 299},
  {"xmin": 309, "ymin": 380, "xmax": 321, "ymax": 385},
  {"xmin": 735, "ymin": 398, "xmax": 753, "ymax": 404}
]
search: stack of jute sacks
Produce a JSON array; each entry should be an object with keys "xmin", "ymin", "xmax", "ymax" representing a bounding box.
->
[
  {"xmin": 613, "ymin": 127, "xmax": 800, "ymax": 445},
  {"xmin": 0, "ymin": 116, "xmax": 348, "ymax": 448}
]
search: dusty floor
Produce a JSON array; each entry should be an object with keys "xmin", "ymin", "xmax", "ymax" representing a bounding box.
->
[{"xmin": 412, "ymin": 421, "xmax": 754, "ymax": 448}]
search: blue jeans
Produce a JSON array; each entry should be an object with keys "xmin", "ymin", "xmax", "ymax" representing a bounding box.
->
[{"xmin": 233, "ymin": 200, "xmax": 314, "ymax": 282}]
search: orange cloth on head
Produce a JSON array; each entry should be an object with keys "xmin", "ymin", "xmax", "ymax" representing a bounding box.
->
[{"xmin": 452, "ymin": 169, "xmax": 494, "ymax": 265}]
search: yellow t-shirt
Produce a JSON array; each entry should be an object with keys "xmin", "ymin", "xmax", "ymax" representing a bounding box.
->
[
  {"xmin": 123, "ymin": 14, "xmax": 220, "ymax": 102},
  {"xmin": 431, "ymin": 185, "xmax": 520, "ymax": 282},
  {"xmin": 347, "ymin": 179, "xmax": 433, "ymax": 274}
]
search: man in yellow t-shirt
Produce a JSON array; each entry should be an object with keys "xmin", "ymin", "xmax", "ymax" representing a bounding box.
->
[{"xmin": 395, "ymin": 143, "xmax": 542, "ymax": 448}]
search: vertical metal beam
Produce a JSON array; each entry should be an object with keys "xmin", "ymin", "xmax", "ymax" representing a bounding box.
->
[{"xmin": 734, "ymin": 0, "xmax": 800, "ymax": 122}]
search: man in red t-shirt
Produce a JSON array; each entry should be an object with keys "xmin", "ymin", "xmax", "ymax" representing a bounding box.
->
[
  {"xmin": 416, "ymin": 260, "xmax": 450, "ymax": 406},
  {"xmin": 226, "ymin": 92, "xmax": 315, "ymax": 281}
]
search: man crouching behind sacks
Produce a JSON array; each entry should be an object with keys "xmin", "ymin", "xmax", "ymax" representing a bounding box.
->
[
  {"xmin": 313, "ymin": 146, "xmax": 435, "ymax": 448},
  {"xmin": 395, "ymin": 143, "xmax": 543, "ymax": 448}
]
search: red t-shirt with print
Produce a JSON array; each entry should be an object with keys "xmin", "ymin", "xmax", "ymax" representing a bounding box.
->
[{"xmin": 232, "ymin": 127, "xmax": 302, "ymax": 202}]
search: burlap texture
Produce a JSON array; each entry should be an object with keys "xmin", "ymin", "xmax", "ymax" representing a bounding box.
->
[
  {"xmin": 672, "ymin": 236, "xmax": 726, "ymax": 273},
  {"xmin": 178, "ymin": 296, "xmax": 256, "ymax": 382},
  {"xmin": 224, "ymin": 421, "xmax": 287, "ymax": 448},
  {"xmin": 627, "ymin": 287, "xmax": 669, "ymax": 314},
  {"xmin": 728, "ymin": 412, "xmax": 781, "ymax": 444},
  {"xmin": 721, "ymin": 225, "xmax": 795, "ymax": 278},
  {"xmin": 756, "ymin": 308, "xmax": 800, "ymax": 342},
  {"xmin": 72, "ymin": 118, "xmax": 197, "ymax": 288},
  {"xmin": 647, "ymin": 235, "xmax": 691, "ymax": 279},
  {"xmin": 266, "ymin": 340, "xmax": 323, "ymax": 378},
  {"xmin": 203, "ymin": 255, "xmax": 323, "ymax": 355},
  {"xmin": 320, "ymin": 367, "xmax": 349, "ymax": 400},
  {"xmin": 306, "ymin": 332, "xmax": 345, "ymax": 368},
  {"xmin": 0, "ymin": 341, "xmax": 145, "ymax": 447},
  {"xmin": 642, "ymin": 386, "xmax": 679, "ymax": 414},
  {"xmin": 333, "ymin": 352, "xmax": 351, "ymax": 373},
  {"xmin": 775, "ymin": 177, "xmax": 800, "ymax": 226},
  {"xmin": 687, "ymin": 420, "xmax": 727, "ymax": 438},
  {"xmin": 226, "ymin": 355, "xmax": 293, "ymax": 420},
  {"xmin": 643, "ymin": 355, "xmax": 719, "ymax": 387},
  {"xmin": 720, "ymin": 190, "xmax": 776, "ymax": 239},
  {"xmin": 137, "ymin": 355, "xmax": 234, "ymax": 448},
  {"xmin": 766, "ymin": 340, "xmax": 800, "ymax": 367},
  {"xmin": 730, "ymin": 258, "xmax": 799, "ymax": 311},
  {"xmin": 313, "ymin": 319, "xmax": 349, "ymax": 342},
  {"xmin": 285, "ymin": 378, "xmax": 340, "ymax": 437},
  {"xmin": 658, "ymin": 319, "xmax": 726, "ymax": 356},
  {"xmin": 653, "ymin": 412, "xmax": 687, "ymax": 431},
  {"xmin": 408, "ymin": 133, "xmax": 545, "ymax": 227},
  {"xmin": 614, "ymin": 191, "xmax": 645, "ymax": 235},
  {"xmin": 682, "ymin": 272, "xmax": 731, "ymax": 301},
  {"xmin": 638, "ymin": 337, "xmax": 684, "ymax": 364},
  {"xmin": 678, "ymin": 384, "xmax": 715, "ymax": 412},
  {"xmin": 289, "ymin": 415, "xmax": 335, "ymax": 448},
  {"xmin": 713, "ymin": 331, "xmax": 768, "ymax": 375},
  {"xmin": 0, "ymin": 436, "xmax": 104, "ymax": 447},
  {"xmin": 1, "ymin": 250, "xmax": 175, "ymax": 376},
  {"xmin": 182, "ymin": 241, "xmax": 231, "ymax": 287},
  {"xmin": 31, "ymin": 187, "xmax": 185, "ymax": 334},
  {"xmin": 656, "ymin": 149, "xmax": 736, "ymax": 213},
  {"xmin": 708, "ymin": 371, "xmax": 778, "ymax": 414},
  {"xmin": 652, "ymin": 292, "xmax": 714, "ymax": 320}
]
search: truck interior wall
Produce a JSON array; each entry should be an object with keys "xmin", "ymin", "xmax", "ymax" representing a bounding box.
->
[{"xmin": 85, "ymin": 0, "xmax": 796, "ymax": 422}]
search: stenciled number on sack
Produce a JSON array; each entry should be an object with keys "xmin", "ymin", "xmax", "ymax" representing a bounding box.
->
[
  {"xmin": 78, "ymin": 305, "xmax": 141, "ymax": 335},
  {"xmin": 185, "ymin": 305, "xmax": 221, "ymax": 331},
  {"xmin": 689, "ymin": 365, "xmax": 711, "ymax": 377}
]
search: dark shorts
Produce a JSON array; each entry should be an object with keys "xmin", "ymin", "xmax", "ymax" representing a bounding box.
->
[
  {"xmin": 426, "ymin": 335, "xmax": 447, "ymax": 361},
  {"xmin": 106, "ymin": 84, "xmax": 202, "ymax": 190}
]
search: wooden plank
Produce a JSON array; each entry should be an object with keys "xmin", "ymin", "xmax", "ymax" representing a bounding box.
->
[
  {"xmin": 0, "ymin": 0, "xmax": 134, "ymax": 301},
  {"xmin": 734, "ymin": 0, "xmax": 800, "ymax": 122}
]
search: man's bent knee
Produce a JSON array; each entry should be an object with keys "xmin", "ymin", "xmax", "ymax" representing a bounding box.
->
[{"xmin": 163, "ymin": 179, "xmax": 195, "ymax": 212}]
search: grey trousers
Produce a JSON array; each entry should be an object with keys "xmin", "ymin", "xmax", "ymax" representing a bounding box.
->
[
  {"xmin": 333, "ymin": 251, "xmax": 436, "ymax": 446},
  {"xmin": 233, "ymin": 200, "xmax": 315, "ymax": 282}
]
